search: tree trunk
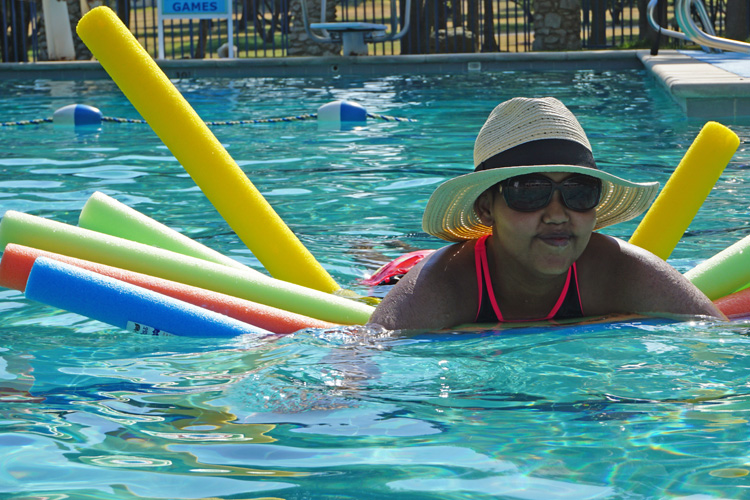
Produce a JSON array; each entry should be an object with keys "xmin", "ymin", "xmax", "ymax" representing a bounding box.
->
[
  {"xmin": 69, "ymin": 0, "xmax": 92, "ymax": 59},
  {"xmin": 482, "ymin": 0, "xmax": 499, "ymax": 51},
  {"xmin": 590, "ymin": 0, "xmax": 607, "ymax": 46},
  {"xmin": 400, "ymin": 0, "xmax": 424, "ymax": 54},
  {"xmin": 195, "ymin": 19, "xmax": 211, "ymax": 58},
  {"xmin": 726, "ymin": 0, "xmax": 749, "ymax": 41},
  {"xmin": 116, "ymin": 0, "xmax": 130, "ymax": 28}
]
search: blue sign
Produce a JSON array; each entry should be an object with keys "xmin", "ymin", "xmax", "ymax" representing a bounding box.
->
[{"xmin": 161, "ymin": 0, "xmax": 229, "ymax": 15}]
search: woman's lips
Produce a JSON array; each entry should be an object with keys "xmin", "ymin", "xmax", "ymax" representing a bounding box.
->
[{"xmin": 538, "ymin": 233, "xmax": 572, "ymax": 246}]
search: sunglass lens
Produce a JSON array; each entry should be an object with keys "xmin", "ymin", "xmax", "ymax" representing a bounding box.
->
[
  {"xmin": 561, "ymin": 176, "xmax": 601, "ymax": 211},
  {"xmin": 504, "ymin": 176, "xmax": 553, "ymax": 211}
]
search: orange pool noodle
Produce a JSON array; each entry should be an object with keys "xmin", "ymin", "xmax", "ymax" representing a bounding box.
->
[
  {"xmin": 713, "ymin": 288, "xmax": 750, "ymax": 318},
  {"xmin": 76, "ymin": 6, "xmax": 339, "ymax": 293},
  {"xmin": 0, "ymin": 244, "xmax": 337, "ymax": 334}
]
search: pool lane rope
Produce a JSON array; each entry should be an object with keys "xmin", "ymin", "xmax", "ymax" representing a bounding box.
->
[
  {"xmin": 629, "ymin": 121, "xmax": 739, "ymax": 260},
  {"xmin": 0, "ymin": 111, "xmax": 417, "ymax": 128},
  {"xmin": 76, "ymin": 6, "xmax": 339, "ymax": 293}
]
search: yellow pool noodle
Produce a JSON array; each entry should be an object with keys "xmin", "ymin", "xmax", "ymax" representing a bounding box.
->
[
  {"xmin": 0, "ymin": 211, "xmax": 373, "ymax": 325},
  {"xmin": 629, "ymin": 121, "xmax": 739, "ymax": 260},
  {"xmin": 76, "ymin": 6, "xmax": 339, "ymax": 293},
  {"xmin": 684, "ymin": 234, "xmax": 750, "ymax": 301}
]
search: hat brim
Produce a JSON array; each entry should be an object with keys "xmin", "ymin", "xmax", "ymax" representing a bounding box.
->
[{"xmin": 422, "ymin": 165, "xmax": 660, "ymax": 242}]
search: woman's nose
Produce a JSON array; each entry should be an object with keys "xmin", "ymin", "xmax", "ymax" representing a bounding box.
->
[{"xmin": 542, "ymin": 190, "xmax": 569, "ymax": 224}]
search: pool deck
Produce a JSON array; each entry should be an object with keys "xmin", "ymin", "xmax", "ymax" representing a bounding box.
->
[
  {"xmin": 1, "ymin": 48, "xmax": 749, "ymax": 119},
  {"xmin": 638, "ymin": 49, "xmax": 750, "ymax": 119}
]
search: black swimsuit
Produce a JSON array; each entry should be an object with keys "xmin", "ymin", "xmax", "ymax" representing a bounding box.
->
[{"xmin": 474, "ymin": 235, "xmax": 584, "ymax": 323}]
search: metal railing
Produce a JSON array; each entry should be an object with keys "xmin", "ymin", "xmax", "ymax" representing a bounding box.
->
[
  {"xmin": 673, "ymin": 0, "xmax": 750, "ymax": 52},
  {"xmin": 2, "ymin": 0, "xmax": 39, "ymax": 62},
  {"xmin": 1, "ymin": 0, "xmax": 746, "ymax": 62}
]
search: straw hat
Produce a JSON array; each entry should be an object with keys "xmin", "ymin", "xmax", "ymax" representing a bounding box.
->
[{"xmin": 422, "ymin": 97, "xmax": 660, "ymax": 242}]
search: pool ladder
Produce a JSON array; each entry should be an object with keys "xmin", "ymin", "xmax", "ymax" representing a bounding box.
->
[
  {"xmin": 648, "ymin": 0, "xmax": 750, "ymax": 53},
  {"xmin": 300, "ymin": 0, "xmax": 411, "ymax": 56}
]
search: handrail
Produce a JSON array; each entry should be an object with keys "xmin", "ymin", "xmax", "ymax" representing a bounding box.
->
[
  {"xmin": 646, "ymin": 0, "xmax": 716, "ymax": 52},
  {"xmin": 650, "ymin": 0, "xmax": 750, "ymax": 54},
  {"xmin": 674, "ymin": 0, "xmax": 750, "ymax": 53},
  {"xmin": 300, "ymin": 0, "xmax": 332, "ymax": 45}
]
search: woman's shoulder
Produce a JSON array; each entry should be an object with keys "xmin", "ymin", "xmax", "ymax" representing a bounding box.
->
[
  {"xmin": 579, "ymin": 233, "xmax": 722, "ymax": 318},
  {"xmin": 582, "ymin": 233, "xmax": 677, "ymax": 275},
  {"xmin": 404, "ymin": 240, "xmax": 478, "ymax": 296},
  {"xmin": 369, "ymin": 240, "xmax": 478, "ymax": 330}
]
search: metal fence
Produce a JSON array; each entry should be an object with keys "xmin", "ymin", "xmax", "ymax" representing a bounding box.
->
[
  {"xmin": 1, "ymin": 0, "xmax": 745, "ymax": 62},
  {"xmin": 2, "ymin": 0, "xmax": 39, "ymax": 61}
]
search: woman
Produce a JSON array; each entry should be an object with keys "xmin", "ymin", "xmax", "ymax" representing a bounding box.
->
[{"xmin": 369, "ymin": 97, "xmax": 723, "ymax": 330}]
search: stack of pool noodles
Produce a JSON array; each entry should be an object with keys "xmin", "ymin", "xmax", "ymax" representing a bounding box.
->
[
  {"xmin": 0, "ymin": 244, "xmax": 337, "ymax": 334},
  {"xmin": 0, "ymin": 196, "xmax": 373, "ymax": 338},
  {"xmin": 25, "ymin": 257, "xmax": 272, "ymax": 338},
  {"xmin": 0, "ymin": 6, "xmax": 380, "ymax": 338}
]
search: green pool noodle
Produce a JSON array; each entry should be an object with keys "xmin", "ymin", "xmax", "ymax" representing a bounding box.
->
[
  {"xmin": 79, "ymin": 191, "xmax": 259, "ymax": 275},
  {"xmin": 684, "ymin": 234, "xmax": 750, "ymax": 301},
  {"xmin": 629, "ymin": 121, "xmax": 739, "ymax": 260},
  {"xmin": 76, "ymin": 6, "xmax": 340, "ymax": 294},
  {"xmin": 0, "ymin": 211, "xmax": 374, "ymax": 325}
]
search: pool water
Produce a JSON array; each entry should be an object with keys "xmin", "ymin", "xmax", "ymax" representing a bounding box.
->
[{"xmin": 2, "ymin": 70, "xmax": 750, "ymax": 499}]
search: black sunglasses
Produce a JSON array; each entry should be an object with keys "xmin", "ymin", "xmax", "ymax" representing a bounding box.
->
[{"xmin": 498, "ymin": 174, "xmax": 602, "ymax": 212}]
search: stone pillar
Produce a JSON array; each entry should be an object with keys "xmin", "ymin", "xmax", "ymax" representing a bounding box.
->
[
  {"xmin": 37, "ymin": 0, "xmax": 93, "ymax": 60},
  {"xmin": 288, "ymin": 0, "xmax": 340, "ymax": 56},
  {"xmin": 532, "ymin": 0, "xmax": 581, "ymax": 51}
]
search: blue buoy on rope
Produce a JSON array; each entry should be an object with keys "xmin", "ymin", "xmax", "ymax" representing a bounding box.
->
[
  {"xmin": 317, "ymin": 100, "xmax": 367, "ymax": 124},
  {"xmin": 53, "ymin": 104, "xmax": 103, "ymax": 127}
]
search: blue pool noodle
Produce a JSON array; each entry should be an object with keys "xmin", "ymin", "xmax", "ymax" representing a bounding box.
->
[{"xmin": 25, "ymin": 257, "xmax": 271, "ymax": 338}]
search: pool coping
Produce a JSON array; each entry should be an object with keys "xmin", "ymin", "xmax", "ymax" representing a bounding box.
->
[
  {"xmin": 1, "ymin": 49, "xmax": 748, "ymax": 118},
  {"xmin": 638, "ymin": 49, "xmax": 750, "ymax": 119},
  {"xmin": 0, "ymin": 50, "xmax": 642, "ymax": 81}
]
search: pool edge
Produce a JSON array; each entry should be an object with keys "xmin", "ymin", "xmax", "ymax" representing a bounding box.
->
[
  {"xmin": 0, "ymin": 50, "xmax": 642, "ymax": 81},
  {"xmin": 3, "ymin": 49, "xmax": 749, "ymax": 119},
  {"xmin": 639, "ymin": 49, "xmax": 750, "ymax": 119}
]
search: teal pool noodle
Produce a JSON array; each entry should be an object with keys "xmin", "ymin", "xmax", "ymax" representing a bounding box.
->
[{"xmin": 25, "ymin": 257, "xmax": 272, "ymax": 338}]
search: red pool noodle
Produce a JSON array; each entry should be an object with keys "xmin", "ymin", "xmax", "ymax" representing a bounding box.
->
[
  {"xmin": 713, "ymin": 288, "xmax": 750, "ymax": 318},
  {"xmin": 0, "ymin": 244, "xmax": 337, "ymax": 334}
]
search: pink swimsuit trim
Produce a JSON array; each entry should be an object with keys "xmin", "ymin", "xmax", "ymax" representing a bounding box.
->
[{"xmin": 474, "ymin": 235, "xmax": 580, "ymax": 323}]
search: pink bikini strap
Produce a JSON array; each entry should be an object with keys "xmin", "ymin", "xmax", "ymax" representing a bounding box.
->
[
  {"xmin": 475, "ymin": 235, "xmax": 504, "ymax": 322},
  {"xmin": 541, "ymin": 265, "xmax": 573, "ymax": 321},
  {"xmin": 475, "ymin": 237, "xmax": 484, "ymax": 320}
]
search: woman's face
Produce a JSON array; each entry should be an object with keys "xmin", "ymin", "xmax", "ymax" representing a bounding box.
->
[{"xmin": 478, "ymin": 172, "xmax": 597, "ymax": 278}]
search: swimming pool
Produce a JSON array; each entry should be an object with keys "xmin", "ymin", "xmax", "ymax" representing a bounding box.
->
[{"xmin": 2, "ymin": 69, "xmax": 750, "ymax": 499}]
